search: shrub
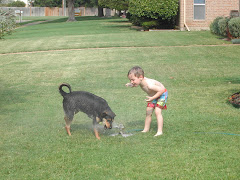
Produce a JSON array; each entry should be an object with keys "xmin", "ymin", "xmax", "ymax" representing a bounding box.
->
[
  {"xmin": 228, "ymin": 17, "xmax": 240, "ymax": 38},
  {"xmin": 218, "ymin": 17, "xmax": 230, "ymax": 37},
  {"xmin": 142, "ymin": 20, "xmax": 159, "ymax": 30},
  {"xmin": 128, "ymin": 0, "xmax": 178, "ymax": 29},
  {"xmin": 127, "ymin": 13, "xmax": 143, "ymax": 26},
  {"xmin": 0, "ymin": 9, "xmax": 16, "ymax": 39},
  {"xmin": 210, "ymin": 16, "xmax": 224, "ymax": 35},
  {"xmin": 129, "ymin": 0, "xmax": 178, "ymax": 21}
]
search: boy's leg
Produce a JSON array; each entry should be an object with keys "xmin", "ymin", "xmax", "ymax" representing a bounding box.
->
[
  {"xmin": 154, "ymin": 107, "xmax": 163, "ymax": 136},
  {"xmin": 142, "ymin": 107, "xmax": 154, "ymax": 132}
]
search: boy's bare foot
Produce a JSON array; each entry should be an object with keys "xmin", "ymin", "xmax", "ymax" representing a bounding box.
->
[
  {"xmin": 141, "ymin": 130, "xmax": 149, "ymax": 133},
  {"xmin": 154, "ymin": 132, "xmax": 163, "ymax": 136}
]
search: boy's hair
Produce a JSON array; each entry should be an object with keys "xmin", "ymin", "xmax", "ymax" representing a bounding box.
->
[{"xmin": 128, "ymin": 66, "xmax": 144, "ymax": 77}]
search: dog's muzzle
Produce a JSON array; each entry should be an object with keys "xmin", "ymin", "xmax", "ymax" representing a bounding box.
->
[
  {"xmin": 104, "ymin": 120, "xmax": 112, "ymax": 129},
  {"xmin": 104, "ymin": 124, "xmax": 112, "ymax": 130}
]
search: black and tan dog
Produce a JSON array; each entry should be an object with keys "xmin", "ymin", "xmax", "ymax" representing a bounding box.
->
[{"xmin": 59, "ymin": 83, "xmax": 116, "ymax": 139}]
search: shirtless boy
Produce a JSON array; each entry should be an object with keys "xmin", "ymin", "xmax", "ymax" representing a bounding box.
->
[{"xmin": 126, "ymin": 66, "xmax": 168, "ymax": 136}]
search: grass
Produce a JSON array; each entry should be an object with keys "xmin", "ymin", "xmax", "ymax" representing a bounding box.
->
[
  {"xmin": 0, "ymin": 16, "xmax": 232, "ymax": 54},
  {"xmin": 0, "ymin": 16, "xmax": 240, "ymax": 179}
]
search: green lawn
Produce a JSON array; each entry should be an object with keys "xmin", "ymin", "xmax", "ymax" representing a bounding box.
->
[{"xmin": 0, "ymin": 17, "xmax": 239, "ymax": 179}]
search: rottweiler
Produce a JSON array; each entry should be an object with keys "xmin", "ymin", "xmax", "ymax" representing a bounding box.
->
[{"xmin": 59, "ymin": 83, "xmax": 116, "ymax": 139}]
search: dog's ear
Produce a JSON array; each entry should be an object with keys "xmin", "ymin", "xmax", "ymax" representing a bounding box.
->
[
  {"xmin": 111, "ymin": 112, "xmax": 116, "ymax": 118},
  {"xmin": 102, "ymin": 111, "xmax": 116, "ymax": 118},
  {"xmin": 101, "ymin": 110, "xmax": 116, "ymax": 119},
  {"xmin": 101, "ymin": 111, "xmax": 108, "ymax": 118}
]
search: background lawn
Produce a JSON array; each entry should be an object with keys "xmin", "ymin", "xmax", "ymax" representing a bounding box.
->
[{"xmin": 0, "ymin": 17, "xmax": 239, "ymax": 179}]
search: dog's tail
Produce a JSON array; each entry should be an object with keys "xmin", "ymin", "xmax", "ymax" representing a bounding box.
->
[{"xmin": 59, "ymin": 83, "xmax": 72, "ymax": 97}]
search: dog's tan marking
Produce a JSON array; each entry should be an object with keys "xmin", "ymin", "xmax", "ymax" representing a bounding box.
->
[
  {"xmin": 64, "ymin": 116, "xmax": 72, "ymax": 136},
  {"xmin": 96, "ymin": 117, "xmax": 101, "ymax": 123},
  {"xmin": 104, "ymin": 118, "xmax": 111, "ymax": 129},
  {"xmin": 94, "ymin": 128, "xmax": 100, "ymax": 140}
]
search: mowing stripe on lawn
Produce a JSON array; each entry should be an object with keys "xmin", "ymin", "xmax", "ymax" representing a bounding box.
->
[{"xmin": 0, "ymin": 43, "xmax": 239, "ymax": 55}]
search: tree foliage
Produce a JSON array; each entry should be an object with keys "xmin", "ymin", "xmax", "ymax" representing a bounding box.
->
[
  {"xmin": 33, "ymin": 0, "xmax": 97, "ymax": 7},
  {"xmin": 33, "ymin": 0, "xmax": 62, "ymax": 7},
  {"xmin": 99, "ymin": 0, "xmax": 128, "ymax": 11},
  {"xmin": 75, "ymin": 0, "xmax": 98, "ymax": 7},
  {"xmin": 7, "ymin": 0, "xmax": 26, "ymax": 7}
]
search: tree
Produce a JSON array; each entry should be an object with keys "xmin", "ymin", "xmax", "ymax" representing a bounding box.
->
[
  {"xmin": 7, "ymin": 0, "xmax": 26, "ymax": 7},
  {"xmin": 75, "ymin": 0, "xmax": 97, "ymax": 7},
  {"xmin": 98, "ymin": 0, "xmax": 128, "ymax": 11},
  {"xmin": 33, "ymin": 0, "xmax": 62, "ymax": 7},
  {"xmin": 67, "ymin": 0, "xmax": 76, "ymax": 22},
  {"xmin": 96, "ymin": 0, "xmax": 104, "ymax": 17}
]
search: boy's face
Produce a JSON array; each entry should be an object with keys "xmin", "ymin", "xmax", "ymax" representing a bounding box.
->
[{"xmin": 128, "ymin": 73, "xmax": 143, "ymax": 87}]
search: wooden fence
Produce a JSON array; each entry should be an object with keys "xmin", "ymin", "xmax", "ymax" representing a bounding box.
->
[{"xmin": 0, "ymin": 7, "xmax": 115, "ymax": 17}]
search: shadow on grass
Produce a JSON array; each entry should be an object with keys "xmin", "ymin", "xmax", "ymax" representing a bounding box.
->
[
  {"xmin": 42, "ymin": 16, "xmax": 122, "ymax": 24},
  {"xmin": 224, "ymin": 77, "xmax": 240, "ymax": 84},
  {"xmin": 0, "ymin": 84, "xmax": 32, "ymax": 114}
]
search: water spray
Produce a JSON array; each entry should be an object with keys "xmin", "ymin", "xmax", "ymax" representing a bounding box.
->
[{"xmin": 109, "ymin": 123, "xmax": 134, "ymax": 137}]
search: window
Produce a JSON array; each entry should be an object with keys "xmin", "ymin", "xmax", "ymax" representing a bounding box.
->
[{"xmin": 194, "ymin": 0, "xmax": 205, "ymax": 20}]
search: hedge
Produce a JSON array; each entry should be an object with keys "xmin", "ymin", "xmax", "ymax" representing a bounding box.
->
[
  {"xmin": 128, "ymin": 0, "xmax": 179, "ymax": 29},
  {"xmin": 129, "ymin": 0, "xmax": 178, "ymax": 20}
]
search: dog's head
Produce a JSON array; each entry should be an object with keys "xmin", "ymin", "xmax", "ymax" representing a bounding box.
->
[{"xmin": 101, "ymin": 110, "xmax": 116, "ymax": 129}]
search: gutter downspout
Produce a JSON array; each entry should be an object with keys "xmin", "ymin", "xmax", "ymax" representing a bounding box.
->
[{"xmin": 184, "ymin": 0, "xmax": 190, "ymax": 31}]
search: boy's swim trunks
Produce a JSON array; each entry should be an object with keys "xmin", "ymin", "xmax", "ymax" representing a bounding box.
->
[{"xmin": 147, "ymin": 89, "xmax": 168, "ymax": 109}]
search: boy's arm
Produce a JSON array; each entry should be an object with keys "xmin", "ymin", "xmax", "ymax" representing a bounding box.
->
[{"xmin": 145, "ymin": 84, "xmax": 165, "ymax": 102}]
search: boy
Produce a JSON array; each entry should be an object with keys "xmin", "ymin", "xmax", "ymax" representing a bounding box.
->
[{"xmin": 126, "ymin": 66, "xmax": 168, "ymax": 136}]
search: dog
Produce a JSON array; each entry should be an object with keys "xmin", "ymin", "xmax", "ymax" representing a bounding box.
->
[{"xmin": 59, "ymin": 83, "xmax": 116, "ymax": 139}]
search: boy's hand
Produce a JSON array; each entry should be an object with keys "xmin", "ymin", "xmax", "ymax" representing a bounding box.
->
[
  {"xmin": 145, "ymin": 96, "xmax": 153, "ymax": 102},
  {"xmin": 125, "ymin": 83, "xmax": 133, "ymax": 87}
]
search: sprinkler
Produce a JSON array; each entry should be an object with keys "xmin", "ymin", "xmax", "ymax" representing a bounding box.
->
[{"xmin": 110, "ymin": 123, "xmax": 133, "ymax": 137}]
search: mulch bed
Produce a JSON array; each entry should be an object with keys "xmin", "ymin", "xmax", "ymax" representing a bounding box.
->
[{"xmin": 228, "ymin": 92, "xmax": 240, "ymax": 108}]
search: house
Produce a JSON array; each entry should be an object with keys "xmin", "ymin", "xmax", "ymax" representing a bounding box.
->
[{"xmin": 179, "ymin": 0, "xmax": 240, "ymax": 31}]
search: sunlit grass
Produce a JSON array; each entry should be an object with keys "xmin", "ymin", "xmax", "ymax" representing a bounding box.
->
[{"xmin": 0, "ymin": 17, "xmax": 239, "ymax": 179}]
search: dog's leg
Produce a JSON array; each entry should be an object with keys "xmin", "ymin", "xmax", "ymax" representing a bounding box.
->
[
  {"xmin": 64, "ymin": 116, "xmax": 72, "ymax": 136},
  {"xmin": 93, "ymin": 118, "xmax": 100, "ymax": 140},
  {"xmin": 94, "ymin": 128, "xmax": 100, "ymax": 140}
]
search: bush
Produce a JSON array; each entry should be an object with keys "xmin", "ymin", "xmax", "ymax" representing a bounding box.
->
[
  {"xmin": 218, "ymin": 17, "xmax": 230, "ymax": 37},
  {"xmin": 129, "ymin": 0, "xmax": 178, "ymax": 20},
  {"xmin": 0, "ymin": 9, "xmax": 16, "ymax": 39},
  {"xmin": 128, "ymin": 0, "xmax": 178, "ymax": 29},
  {"xmin": 228, "ymin": 17, "xmax": 240, "ymax": 38},
  {"xmin": 142, "ymin": 20, "xmax": 159, "ymax": 30},
  {"xmin": 127, "ymin": 13, "xmax": 143, "ymax": 26},
  {"xmin": 210, "ymin": 16, "xmax": 224, "ymax": 35}
]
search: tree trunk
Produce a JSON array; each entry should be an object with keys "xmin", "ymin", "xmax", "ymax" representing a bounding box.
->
[
  {"xmin": 67, "ymin": 0, "xmax": 76, "ymax": 22},
  {"xmin": 98, "ymin": 6, "xmax": 104, "ymax": 17}
]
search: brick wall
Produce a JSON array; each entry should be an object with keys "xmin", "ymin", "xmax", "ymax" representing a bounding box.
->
[{"xmin": 179, "ymin": 0, "xmax": 240, "ymax": 31}]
